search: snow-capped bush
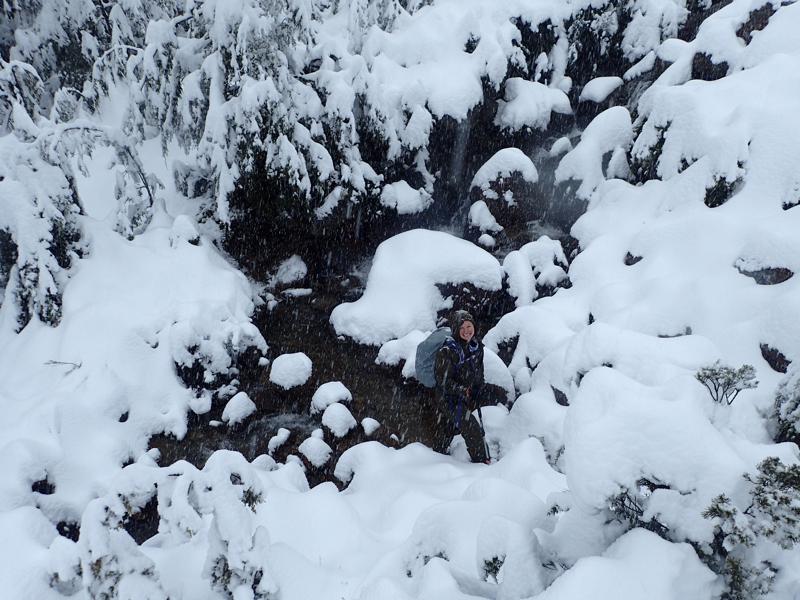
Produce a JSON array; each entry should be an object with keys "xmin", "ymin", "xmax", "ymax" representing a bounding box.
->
[
  {"xmin": 703, "ymin": 457, "xmax": 800, "ymax": 599},
  {"xmin": 695, "ymin": 361, "xmax": 758, "ymax": 405}
]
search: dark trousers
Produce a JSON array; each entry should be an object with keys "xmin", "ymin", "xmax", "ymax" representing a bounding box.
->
[{"xmin": 431, "ymin": 393, "xmax": 488, "ymax": 463}]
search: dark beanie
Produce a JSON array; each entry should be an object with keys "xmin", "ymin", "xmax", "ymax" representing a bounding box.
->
[{"xmin": 449, "ymin": 310, "xmax": 475, "ymax": 337}]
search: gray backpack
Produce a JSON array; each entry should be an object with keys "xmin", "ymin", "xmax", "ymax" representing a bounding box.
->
[{"xmin": 415, "ymin": 327, "xmax": 451, "ymax": 388}]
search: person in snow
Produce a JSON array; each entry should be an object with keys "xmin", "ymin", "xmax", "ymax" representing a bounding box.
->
[{"xmin": 432, "ymin": 310, "xmax": 489, "ymax": 463}]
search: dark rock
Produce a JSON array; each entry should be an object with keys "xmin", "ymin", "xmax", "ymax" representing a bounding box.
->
[
  {"xmin": 679, "ymin": 0, "xmax": 733, "ymax": 40},
  {"xmin": 736, "ymin": 4, "xmax": 777, "ymax": 43},
  {"xmin": 736, "ymin": 265, "xmax": 793, "ymax": 285},
  {"xmin": 658, "ymin": 326, "xmax": 693, "ymax": 338},
  {"xmin": 691, "ymin": 53, "xmax": 729, "ymax": 81},
  {"xmin": 761, "ymin": 343, "xmax": 791, "ymax": 374},
  {"xmin": 31, "ymin": 478, "xmax": 55, "ymax": 495},
  {"xmin": 782, "ymin": 199, "xmax": 800, "ymax": 211},
  {"xmin": 495, "ymin": 337, "xmax": 518, "ymax": 366},
  {"xmin": 0, "ymin": 229, "xmax": 16, "ymax": 302},
  {"xmin": 564, "ymin": 4, "xmax": 632, "ymax": 84},
  {"xmin": 56, "ymin": 521, "xmax": 80, "ymax": 542},
  {"xmin": 118, "ymin": 411, "xmax": 129, "ymax": 423},
  {"xmin": 630, "ymin": 124, "xmax": 668, "ymax": 184},
  {"xmin": 551, "ymin": 386, "xmax": 569, "ymax": 406},
  {"xmin": 704, "ymin": 174, "xmax": 740, "ymax": 208},
  {"xmin": 122, "ymin": 494, "xmax": 160, "ymax": 545},
  {"xmin": 561, "ymin": 234, "xmax": 581, "ymax": 262},
  {"xmin": 624, "ymin": 252, "xmax": 643, "ymax": 266}
]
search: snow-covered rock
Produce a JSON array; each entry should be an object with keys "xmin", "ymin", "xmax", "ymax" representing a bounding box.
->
[
  {"xmin": 269, "ymin": 353, "xmax": 313, "ymax": 389},
  {"xmin": 380, "ymin": 181, "xmax": 433, "ymax": 215},
  {"xmin": 470, "ymin": 148, "xmax": 539, "ymax": 200},
  {"xmin": 268, "ymin": 428, "xmax": 291, "ymax": 455},
  {"xmin": 469, "ymin": 201, "xmax": 503, "ymax": 233},
  {"xmin": 298, "ymin": 437, "xmax": 332, "ymax": 468},
  {"xmin": 321, "ymin": 403, "xmax": 357, "ymax": 438},
  {"xmin": 331, "ymin": 229, "xmax": 503, "ymax": 345},
  {"xmin": 361, "ymin": 418, "xmax": 381, "ymax": 436},
  {"xmin": 579, "ymin": 76, "xmax": 624, "ymax": 103},
  {"xmin": 222, "ymin": 392, "xmax": 256, "ymax": 425},
  {"xmin": 495, "ymin": 78, "xmax": 572, "ymax": 131},
  {"xmin": 311, "ymin": 382, "xmax": 352, "ymax": 415}
]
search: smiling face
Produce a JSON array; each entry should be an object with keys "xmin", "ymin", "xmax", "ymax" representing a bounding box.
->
[{"xmin": 458, "ymin": 320, "xmax": 475, "ymax": 343}]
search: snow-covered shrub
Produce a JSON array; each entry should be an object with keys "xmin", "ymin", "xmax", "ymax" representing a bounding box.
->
[
  {"xmin": 702, "ymin": 457, "xmax": 800, "ymax": 599},
  {"xmin": 78, "ymin": 472, "xmax": 167, "ymax": 600},
  {"xmin": 695, "ymin": 361, "xmax": 758, "ymax": 405},
  {"xmin": 606, "ymin": 478, "xmax": 671, "ymax": 539},
  {"xmin": 771, "ymin": 366, "xmax": 800, "ymax": 444},
  {"xmin": 0, "ymin": 127, "xmax": 82, "ymax": 330},
  {"xmin": 199, "ymin": 453, "xmax": 277, "ymax": 599}
]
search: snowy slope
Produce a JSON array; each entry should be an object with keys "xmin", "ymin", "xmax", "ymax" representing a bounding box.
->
[{"xmin": 2, "ymin": 0, "xmax": 800, "ymax": 599}]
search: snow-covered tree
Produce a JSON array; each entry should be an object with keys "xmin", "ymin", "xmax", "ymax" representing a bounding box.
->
[{"xmin": 702, "ymin": 457, "xmax": 800, "ymax": 599}]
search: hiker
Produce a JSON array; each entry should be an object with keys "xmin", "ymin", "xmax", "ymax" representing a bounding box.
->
[{"xmin": 431, "ymin": 310, "xmax": 489, "ymax": 463}]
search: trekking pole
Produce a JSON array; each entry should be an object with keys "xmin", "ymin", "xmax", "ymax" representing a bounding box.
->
[{"xmin": 475, "ymin": 400, "xmax": 491, "ymax": 464}]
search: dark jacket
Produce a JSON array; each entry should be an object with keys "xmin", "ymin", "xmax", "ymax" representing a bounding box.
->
[
  {"xmin": 434, "ymin": 311, "xmax": 484, "ymax": 411},
  {"xmin": 434, "ymin": 337, "xmax": 484, "ymax": 409}
]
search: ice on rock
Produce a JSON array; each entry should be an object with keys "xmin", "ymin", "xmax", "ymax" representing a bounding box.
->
[
  {"xmin": 331, "ymin": 229, "xmax": 502, "ymax": 345},
  {"xmin": 311, "ymin": 381, "xmax": 352, "ymax": 415},
  {"xmin": 298, "ymin": 436, "xmax": 333, "ymax": 468},
  {"xmin": 322, "ymin": 403, "xmax": 357, "ymax": 438},
  {"xmin": 222, "ymin": 392, "xmax": 256, "ymax": 425},
  {"xmin": 269, "ymin": 353, "xmax": 312, "ymax": 389}
]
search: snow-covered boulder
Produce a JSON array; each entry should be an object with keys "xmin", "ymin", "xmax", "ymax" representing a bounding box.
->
[
  {"xmin": 556, "ymin": 106, "xmax": 633, "ymax": 198},
  {"xmin": 503, "ymin": 236, "xmax": 569, "ymax": 306},
  {"xmin": 322, "ymin": 403, "xmax": 357, "ymax": 438},
  {"xmin": 269, "ymin": 353, "xmax": 313, "ymax": 389},
  {"xmin": 380, "ymin": 181, "xmax": 433, "ymax": 215},
  {"xmin": 579, "ymin": 76, "xmax": 624, "ymax": 103},
  {"xmin": 331, "ymin": 229, "xmax": 503, "ymax": 345},
  {"xmin": 298, "ymin": 437, "xmax": 332, "ymax": 468},
  {"xmin": 469, "ymin": 200, "xmax": 503, "ymax": 233},
  {"xmin": 310, "ymin": 381, "xmax": 352, "ymax": 415},
  {"xmin": 495, "ymin": 78, "xmax": 572, "ymax": 131},
  {"xmin": 361, "ymin": 418, "xmax": 381, "ymax": 436},
  {"xmin": 268, "ymin": 428, "xmax": 291, "ymax": 455},
  {"xmin": 470, "ymin": 148, "xmax": 538, "ymax": 203},
  {"xmin": 221, "ymin": 392, "xmax": 256, "ymax": 425}
]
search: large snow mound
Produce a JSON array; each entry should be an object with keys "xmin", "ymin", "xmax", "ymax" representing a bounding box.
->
[{"xmin": 331, "ymin": 229, "xmax": 503, "ymax": 345}]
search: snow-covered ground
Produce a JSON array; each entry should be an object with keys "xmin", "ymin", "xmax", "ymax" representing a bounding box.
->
[{"xmin": 2, "ymin": 0, "xmax": 800, "ymax": 598}]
